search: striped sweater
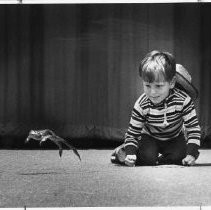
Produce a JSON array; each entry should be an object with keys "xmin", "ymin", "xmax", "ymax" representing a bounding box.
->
[{"xmin": 124, "ymin": 88, "xmax": 201, "ymax": 158}]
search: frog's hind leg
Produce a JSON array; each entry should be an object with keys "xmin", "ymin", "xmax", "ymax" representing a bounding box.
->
[{"xmin": 57, "ymin": 137, "xmax": 81, "ymax": 161}]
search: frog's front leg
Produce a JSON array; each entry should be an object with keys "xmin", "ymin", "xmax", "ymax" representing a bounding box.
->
[
  {"xmin": 39, "ymin": 135, "xmax": 63, "ymax": 157},
  {"xmin": 40, "ymin": 135, "xmax": 53, "ymax": 145},
  {"xmin": 25, "ymin": 136, "xmax": 31, "ymax": 143}
]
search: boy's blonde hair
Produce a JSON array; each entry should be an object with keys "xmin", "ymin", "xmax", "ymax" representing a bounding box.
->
[{"xmin": 139, "ymin": 50, "xmax": 176, "ymax": 83}]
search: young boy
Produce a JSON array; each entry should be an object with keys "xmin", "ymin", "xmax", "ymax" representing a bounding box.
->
[{"xmin": 111, "ymin": 50, "xmax": 201, "ymax": 167}]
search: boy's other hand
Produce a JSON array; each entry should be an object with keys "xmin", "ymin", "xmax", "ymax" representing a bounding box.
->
[
  {"xmin": 182, "ymin": 155, "xmax": 196, "ymax": 166},
  {"xmin": 125, "ymin": 155, "xmax": 137, "ymax": 167}
]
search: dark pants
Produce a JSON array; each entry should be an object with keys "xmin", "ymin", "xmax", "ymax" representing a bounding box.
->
[{"xmin": 136, "ymin": 133, "xmax": 187, "ymax": 166}]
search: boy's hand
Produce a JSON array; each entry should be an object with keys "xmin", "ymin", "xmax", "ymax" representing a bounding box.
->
[
  {"xmin": 182, "ymin": 155, "xmax": 196, "ymax": 166},
  {"xmin": 124, "ymin": 155, "xmax": 137, "ymax": 167}
]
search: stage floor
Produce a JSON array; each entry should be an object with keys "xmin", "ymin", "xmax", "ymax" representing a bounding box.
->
[{"xmin": 0, "ymin": 149, "xmax": 211, "ymax": 208}]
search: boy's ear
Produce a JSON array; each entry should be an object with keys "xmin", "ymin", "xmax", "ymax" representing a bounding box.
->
[{"xmin": 170, "ymin": 76, "xmax": 176, "ymax": 89}]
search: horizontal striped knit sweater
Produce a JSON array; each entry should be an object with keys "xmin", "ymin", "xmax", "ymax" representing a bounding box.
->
[{"xmin": 124, "ymin": 88, "xmax": 201, "ymax": 158}]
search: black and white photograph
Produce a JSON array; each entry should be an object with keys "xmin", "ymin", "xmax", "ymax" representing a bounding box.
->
[{"xmin": 0, "ymin": 0, "xmax": 211, "ymax": 208}]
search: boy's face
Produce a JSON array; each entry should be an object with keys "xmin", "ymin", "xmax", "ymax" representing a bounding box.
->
[{"xmin": 143, "ymin": 79, "xmax": 175, "ymax": 104}]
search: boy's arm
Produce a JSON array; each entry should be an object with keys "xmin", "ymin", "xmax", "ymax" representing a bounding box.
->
[
  {"xmin": 124, "ymin": 100, "xmax": 145, "ymax": 155},
  {"xmin": 182, "ymin": 97, "xmax": 201, "ymax": 159}
]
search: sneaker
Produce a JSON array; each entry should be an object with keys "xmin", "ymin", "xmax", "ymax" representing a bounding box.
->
[{"xmin": 110, "ymin": 144, "xmax": 126, "ymax": 164}]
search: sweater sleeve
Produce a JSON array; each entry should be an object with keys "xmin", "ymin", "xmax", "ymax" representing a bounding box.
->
[
  {"xmin": 182, "ymin": 96, "xmax": 201, "ymax": 159},
  {"xmin": 124, "ymin": 98, "xmax": 146, "ymax": 155}
]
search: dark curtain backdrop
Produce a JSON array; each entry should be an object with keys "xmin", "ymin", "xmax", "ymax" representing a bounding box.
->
[{"xmin": 0, "ymin": 3, "xmax": 210, "ymax": 146}]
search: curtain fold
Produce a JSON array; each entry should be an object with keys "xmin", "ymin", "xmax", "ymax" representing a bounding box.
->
[
  {"xmin": 0, "ymin": 4, "xmax": 210, "ymax": 146},
  {"xmin": 199, "ymin": 5, "xmax": 211, "ymax": 140}
]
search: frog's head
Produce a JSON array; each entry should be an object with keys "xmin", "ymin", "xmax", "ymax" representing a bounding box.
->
[{"xmin": 25, "ymin": 130, "xmax": 43, "ymax": 143}]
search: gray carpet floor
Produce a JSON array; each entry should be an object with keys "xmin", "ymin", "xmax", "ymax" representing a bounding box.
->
[{"xmin": 0, "ymin": 149, "xmax": 211, "ymax": 207}]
